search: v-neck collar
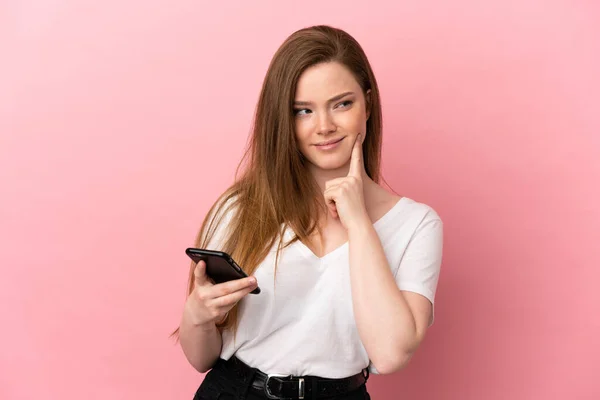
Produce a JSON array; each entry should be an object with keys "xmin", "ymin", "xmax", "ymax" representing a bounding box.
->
[{"xmin": 287, "ymin": 197, "xmax": 407, "ymax": 263}]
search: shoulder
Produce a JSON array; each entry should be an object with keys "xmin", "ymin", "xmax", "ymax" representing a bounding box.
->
[
  {"xmin": 202, "ymin": 192, "xmax": 241, "ymax": 250},
  {"xmin": 207, "ymin": 192, "xmax": 240, "ymax": 222},
  {"xmin": 371, "ymin": 185, "xmax": 442, "ymax": 227},
  {"xmin": 379, "ymin": 195, "xmax": 443, "ymax": 243},
  {"xmin": 398, "ymin": 198, "xmax": 443, "ymax": 255},
  {"xmin": 400, "ymin": 197, "xmax": 442, "ymax": 225}
]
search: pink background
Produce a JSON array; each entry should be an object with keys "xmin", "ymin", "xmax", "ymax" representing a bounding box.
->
[{"xmin": 1, "ymin": 1, "xmax": 599, "ymax": 399}]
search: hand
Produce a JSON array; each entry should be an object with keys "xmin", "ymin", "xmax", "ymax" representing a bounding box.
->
[
  {"xmin": 323, "ymin": 133, "xmax": 370, "ymax": 231},
  {"xmin": 185, "ymin": 260, "xmax": 258, "ymax": 328}
]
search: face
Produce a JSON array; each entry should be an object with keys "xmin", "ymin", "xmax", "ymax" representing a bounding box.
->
[{"xmin": 293, "ymin": 61, "xmax": 370, "ymax": 174}]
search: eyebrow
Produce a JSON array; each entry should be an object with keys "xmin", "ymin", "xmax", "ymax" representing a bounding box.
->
[{"xmin": 293, "ymin": 91, "xmax": 355, "ymax": 106}]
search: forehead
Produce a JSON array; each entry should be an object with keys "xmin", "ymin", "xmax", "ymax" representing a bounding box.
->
[{"xmin": 294, "ymin": 62, "xmax": 361, "ymax": 100}]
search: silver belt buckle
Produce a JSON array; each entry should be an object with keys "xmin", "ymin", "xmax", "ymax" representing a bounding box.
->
[{"xmin": 264, "ymin": 374, "xmax": 305, "ymax": 400}]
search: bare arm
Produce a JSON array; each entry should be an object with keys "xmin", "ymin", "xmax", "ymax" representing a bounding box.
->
[
  {"xmin": 178, "ymin": 298, "xmax": 223, "ymax": 373},
  {"xmin": 348, "ymin": 217, "xmax": 441, "ymax": 374}
]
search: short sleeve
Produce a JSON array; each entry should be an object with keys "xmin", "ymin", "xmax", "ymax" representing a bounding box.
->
[{"xmin": 395, "ymin": 210, "xmax": 443, "ymax": 326}]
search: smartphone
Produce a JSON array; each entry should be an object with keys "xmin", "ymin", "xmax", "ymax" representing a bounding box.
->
[{"xmin": 185, "ymin": 248, "xmax": 260, "ymax": 295}]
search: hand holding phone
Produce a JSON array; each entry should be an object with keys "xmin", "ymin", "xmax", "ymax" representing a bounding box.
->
[
  {"xmin": 184, "ymin": 248, "xmax": 259, "ymax": 327},
  {"xmin": 185, "ymin": 260, "xmax": 258, "ymax": 327}
]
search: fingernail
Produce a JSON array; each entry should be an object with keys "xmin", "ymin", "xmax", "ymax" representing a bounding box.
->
[{"xmin": 248, "ymin": 277, "xmax": 256, "ymax": 284}]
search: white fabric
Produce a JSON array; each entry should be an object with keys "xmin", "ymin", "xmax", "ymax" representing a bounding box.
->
[{"xmin": 206, "ymin": 196, "xmax": 443, "ymax": 378}]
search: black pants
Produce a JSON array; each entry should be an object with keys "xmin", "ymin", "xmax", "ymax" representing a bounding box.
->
[{"xmin": 193, "ymin": 358, "xmax": 371, "ymax": 400}]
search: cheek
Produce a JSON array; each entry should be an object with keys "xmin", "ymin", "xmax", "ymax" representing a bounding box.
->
[
  {"xmin": 294, "ymin": 121, "xmax": 312, "ymax": 146},
  {"xmin": 337, "ymin": 109, "xmax": 365, "ymax": 129}
]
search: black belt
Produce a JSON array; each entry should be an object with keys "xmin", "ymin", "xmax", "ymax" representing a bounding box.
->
[{"xmin": 221, "ymin": 356, "xmax": 369, "ymax": 400}]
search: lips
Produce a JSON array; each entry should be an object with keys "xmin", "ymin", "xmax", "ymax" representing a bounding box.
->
[{"xmin": 314, "ymin": 137, "xmax": 344, "ymax": 146}]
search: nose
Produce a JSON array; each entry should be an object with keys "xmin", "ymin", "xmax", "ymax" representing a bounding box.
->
[{"xmin": 316, "ymin": 111, "xmax": 337, "ymax": 135}]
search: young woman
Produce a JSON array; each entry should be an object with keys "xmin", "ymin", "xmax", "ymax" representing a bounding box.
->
[{"xmin": 174, "ymin": 25, "xmax": 444, "ymax": 400}]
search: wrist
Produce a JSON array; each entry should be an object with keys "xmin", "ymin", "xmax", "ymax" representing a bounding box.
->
[
  {"xmin": 183, "ymin": 298, "xmax": 216, "ymax": 331},
  {"xmin": 347, "ymin": 213, "xmax": 372, "ymax": 235}
]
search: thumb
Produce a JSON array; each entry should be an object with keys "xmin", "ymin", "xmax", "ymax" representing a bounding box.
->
[{"xmin": 193, "ymin": 260, "xmax": 209, "ymax": 286}]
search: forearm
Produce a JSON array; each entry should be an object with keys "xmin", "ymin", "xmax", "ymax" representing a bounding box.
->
[
  {"xmin": 178, "ymin": 298, "xmax": 223, "ymax": 373},
  {"xmin": 348, "ymin": 219, "xmax": 419, "ymax": 373}
]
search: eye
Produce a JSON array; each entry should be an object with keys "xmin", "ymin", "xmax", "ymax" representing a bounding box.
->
[
  {"xmin": 336, "ymin": 100, "xmax": 353, "ymax": 109},
  {"xmin": 294, "ymin": 108, "xmax": 311, "ymax": 116}
]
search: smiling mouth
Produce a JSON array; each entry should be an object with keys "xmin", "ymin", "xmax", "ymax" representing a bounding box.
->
[{"xmin": 314, "ymin": 137, "xmax": 345, "ymax": 146}]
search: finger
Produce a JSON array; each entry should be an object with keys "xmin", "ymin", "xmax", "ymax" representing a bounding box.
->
[
  {"xmin": 324, "ymin": 189, "xmax": 339, "ymax": 219},
  {"xmin": 327, "ymin": 200, "xmax": 337, "ymax": 219},
  {"xmin": 330, "ymin": 207, "xmax": 338, "ymax": 219},
  {"xmin": 211, "ymin": 284, "xmax": 258, "ymax": 309},
  {"xmin": 348, "ymin": 133, "xmax": 364, "ymax": 178},
  {"xmin": 193, "ymin": 260, "xmax": 209, "ymax": 286},
  {"xmin": 208, "ymin": 276, "xmax": 257, "ymax": 298}
]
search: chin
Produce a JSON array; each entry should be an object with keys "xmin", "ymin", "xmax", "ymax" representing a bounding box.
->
[{"xmin": 309, "ymin": 156, "xmax": 348, "ymax": 171}]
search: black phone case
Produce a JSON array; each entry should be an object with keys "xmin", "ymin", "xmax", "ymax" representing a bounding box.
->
[{"xmin": 185, "ymin": 248, "xmax": 260, "ymax": 294}]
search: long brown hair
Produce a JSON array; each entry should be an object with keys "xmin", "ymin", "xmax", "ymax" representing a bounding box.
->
[{"xmin": 172, "ymin": 25, "xmax": 387, "ymax": 340}]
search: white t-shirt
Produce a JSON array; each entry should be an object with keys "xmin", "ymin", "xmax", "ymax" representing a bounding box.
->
[{"xmin": 206, "ymin": 196, "xmax": 443, "ymax": 378}]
